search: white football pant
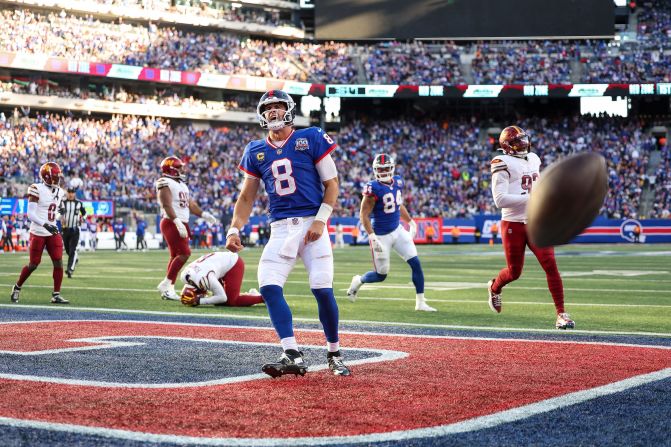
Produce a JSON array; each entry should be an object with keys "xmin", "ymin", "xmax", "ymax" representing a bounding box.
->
[
  {"xmin": 258, "ymin": 216, "xmax": 334, "ymax": 289},
  {"xmin": 371, "ymin": 225, "xmax": 418, "ymax": 275}
]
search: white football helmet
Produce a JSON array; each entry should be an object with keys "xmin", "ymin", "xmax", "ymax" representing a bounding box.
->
[{"xmin": 373, "ymin": 153, "xmax": 395, "ymax": 183}]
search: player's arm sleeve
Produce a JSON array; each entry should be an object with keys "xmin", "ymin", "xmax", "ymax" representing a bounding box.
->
[
  {"xmin": 238, "ymin": 144, "xmax": 262, "ymax": 179},
  {"xmin": 27, "ymin": 201, "xmax": 46, "ymax": 226},
  {"xmin": 362, "ymin": 182, "xmax": 378, "ymax": 199},
  {"xmin": 315, "ymin": 154, "xmax": 338, "ymax": 181},
  {"xmin": 27, "ymin": 184, "xmax": 39, "ymax": 199},
  {"xmin": 312, "ymin": 128, "xmax": 337, "ymax": 164},
  {"xmin": 491, "ymin": 170, "xmax": 529, "ymax": 209},
  {"xmin": 155, "ymin": 177, "xmax": 169, "ymax": 190},
  {"xmin": 206, "ymin": 272, "xmax": 228, "ymax": 304}
]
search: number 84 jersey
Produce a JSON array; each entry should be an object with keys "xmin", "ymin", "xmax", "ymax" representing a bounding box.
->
[
  {"xmin": 490, "ymin": 152, "xmax": 541, "ymax": 223},
  {"xmin": 364, "ymin": 175, "xmax": 405, "ymax": 236}
]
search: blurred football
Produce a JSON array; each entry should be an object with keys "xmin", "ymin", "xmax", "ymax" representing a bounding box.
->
[{"xmin": 527, "ymin": 152, "xmax": 608, "ymax": 248}]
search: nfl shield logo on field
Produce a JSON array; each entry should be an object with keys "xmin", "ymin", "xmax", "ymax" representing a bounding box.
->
[{"xmin": 295, "ymin": 138, "xmax": 309, "ymax": 151}]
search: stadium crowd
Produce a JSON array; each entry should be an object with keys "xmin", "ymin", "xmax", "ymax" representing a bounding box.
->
[
  {"xmin": 2, "ymin": 3, "xmax": 671, "ymax": 85},
  {"xmin": 1, "ymin": 111, "xmax": 665, "ymax": 222},
  {"xmin": 0, "ymin": 80, "xmax": 257, "ymax": 112}
]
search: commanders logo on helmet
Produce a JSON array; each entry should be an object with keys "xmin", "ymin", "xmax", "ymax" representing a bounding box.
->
[
  {"xmin": 499, "ymin": 126, "xmax": 530, "ymax": 157},
  {"xmin": 40, "ymin": 162, "xmax": 62, "ymax": 186},
  {"xmin": 181, "ymin": 285, "xmax": 206, "ymax": 307},
  {"xmin": 373, "ymin": 153, "xmax": 395, "ymax": 183},
  {"xmin": 161, "ymin": 156, "xmax": 185, "ymax": 180},
  {"xmin": 257, "ymin": 90, "xmax": 296, "ymax": 131}
]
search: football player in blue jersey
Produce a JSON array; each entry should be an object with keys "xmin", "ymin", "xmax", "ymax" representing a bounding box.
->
[
  {"xmin": 225, "ymin": 90, "xmax": 350, "ymax": 377},
  {"xmin": 347, "ymin": 154, "xmax": 437, "ymax": 312}
]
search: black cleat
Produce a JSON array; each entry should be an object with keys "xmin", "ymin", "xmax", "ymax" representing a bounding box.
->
[
  {"xmin": 262, "ymin": 350, "xmax": 308, "ymax": 378},
  {"xmin": 10, "ymin": 285, "xmax": 20, "ymax": 303},
  {"xmin": 51, "ymin": 293, "xmax": 69, "ymax": 304},
  {"xmin": 66, "ymin": 270, "xmax": 72, "ymax": 279},
  {"xmin": 327, "ymin": 352, "xmax": 351, "ymax": 376}
]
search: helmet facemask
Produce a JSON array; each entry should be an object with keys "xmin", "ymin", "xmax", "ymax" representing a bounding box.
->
[
  {"xmin": 257, "ymin": 92, "xmax": 295, "ymax": 131},
  {"xmin": 373, "ymin": 156, "xmax": 395, "ymax": 183}
]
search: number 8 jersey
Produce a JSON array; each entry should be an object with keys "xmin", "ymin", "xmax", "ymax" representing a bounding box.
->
[
  {"xmin": 238, "ymin": 127, "xmax": 337, "ymax": 222},
  {"xmin": 364, "ymin": 175, "xmax": 405, "ymax": 236},
  {"xmin": 490, "ymin": 152, "xmax": 541, "ymax": 223},
  {"xmin": 27, "ymin": 183, "xmax": 64, "ymax": 237}
]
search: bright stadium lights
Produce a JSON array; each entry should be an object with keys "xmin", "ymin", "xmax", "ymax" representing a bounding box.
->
[{"xmin": 580, "ymin": 96, "xmax": 630, "ymax": 117}]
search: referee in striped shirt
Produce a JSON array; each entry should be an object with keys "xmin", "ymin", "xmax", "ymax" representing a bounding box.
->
[{"xmin": 60, "ymin": 188, "xmax": 86, "ymax": 278}]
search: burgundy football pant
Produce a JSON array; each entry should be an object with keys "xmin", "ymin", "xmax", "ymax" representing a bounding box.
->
[
  {"xmin": 160, "ymin": 218, "xmax": 191, "ymax": 283},
  {"xmin": 220, "ymin": 257, "xmax": 264, "ymax": 307},
  {"xmin": 491, "ymin": 220, "xmax": 565, "ymax": 314},
  {"xmin": 17, "ymin": 233, "xmax": 63, "ymax": 292}
]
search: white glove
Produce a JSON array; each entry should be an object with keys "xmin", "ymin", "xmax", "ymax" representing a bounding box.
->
[
  {"xmin": 173, "ymin": 218, "xmax": 188, "ymax": 238},
  {"xmin": 409, "ymin": 220, "xmax": 418, "ymax": 239},
  {"xmin": 202, "ymin": 211, "xmax": 218, "ymax": 225},
  {"xmin": 369, "ymin": 233, "xmax": 384, "ymax": 253}
]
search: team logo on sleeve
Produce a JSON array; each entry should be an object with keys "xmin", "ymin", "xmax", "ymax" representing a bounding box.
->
[
  {"xmin": 295, "ymin": 138, "xmax": 309, "ymax": 151},
  {"xmin": 256, "ymin": 153, "xmax": 265, "ymax": 161}
]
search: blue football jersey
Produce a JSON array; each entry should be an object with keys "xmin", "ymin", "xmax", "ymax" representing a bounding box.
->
[
  {"xmin": 364, "ymin": 175, "xmax": 404, "ymax": 235},
  {"xmin": 238, "ymin": 127, "xmax": 337, "ymax": 222}
]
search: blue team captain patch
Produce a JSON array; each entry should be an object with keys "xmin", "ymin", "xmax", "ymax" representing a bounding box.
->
[{"xmin": 295, "ymin": 138, "xmax": 309, "ymax": 151}]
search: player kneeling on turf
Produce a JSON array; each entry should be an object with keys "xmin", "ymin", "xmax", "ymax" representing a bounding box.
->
[
  {"xmin": 347, "ymin": 154, "xmax": 436, "ymax": 312},
  {"xmin": 179, "ymin": 251, "xmax": 264, "ymax": 307}
]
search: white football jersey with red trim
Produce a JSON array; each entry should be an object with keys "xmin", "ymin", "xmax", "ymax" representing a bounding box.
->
[
  {"xmin": 156, "ymin": 176, "xmax": 190, "ymax": 223},
  {"xmin": 181, "ymin": 252, "xmax": 239, "ymax": 291},
  {"xmin": 490, "ymin": 153, "xmax": 541, "ymax": 223},
  {"xmin": 27, "ymin": 183, "xmax": 64, "ymax": 237}
]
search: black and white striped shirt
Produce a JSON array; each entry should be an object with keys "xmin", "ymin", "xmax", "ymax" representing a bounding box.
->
[{"xmin": 60, "ymin": 199, "xmax": 86, "ymax": 230}]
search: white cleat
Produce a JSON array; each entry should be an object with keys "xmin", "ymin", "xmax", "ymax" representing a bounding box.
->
[
  {"xmin": 157, "ymin": 279, "xmax": 180, "ymax": 301},
  {"xmin": 248, "ymin": 288, "xmax": 260, "ymax": 295},
  {"xmin": 415, "ymin": 302, "xmax": 437, "ymax": 312},
  {"xmin": 347, "ymin": 275, "xmax": 362, "ymax": 302}
]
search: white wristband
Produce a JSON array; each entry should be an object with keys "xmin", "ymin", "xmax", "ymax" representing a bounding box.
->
[
  {"xmin": 314, "ymin": 203, "xmax": 333, "ymax": 224},
  {"xmin": 226, "ymin": 227, "xmax": 240, "ymax": 238}
]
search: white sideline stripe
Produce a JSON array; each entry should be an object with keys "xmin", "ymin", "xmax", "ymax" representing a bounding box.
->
[
  {"xmin": 2, "ymin": 305, "xmax": 671, "ymax": 338},
  {"xmin": 0, "ymin": 334, "xmax": 405, "ymax": 388},
  {"xmin": 1, "ymin": 320, "xmax": 670, "ymax": 350},
  {"xmin": 2, "ymin": 281, "xmax": 669, "ymax": 295},
  {"xmin": 0, "ymin": 362, "xmax": 668, "ymax": 445}
]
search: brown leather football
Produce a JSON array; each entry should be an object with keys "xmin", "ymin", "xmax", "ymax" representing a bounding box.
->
[{"xmin": 527, "ymin": 152, "xmax": 608, "ymax": 247}]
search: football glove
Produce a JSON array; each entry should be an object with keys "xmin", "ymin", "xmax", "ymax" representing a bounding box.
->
[
  {"xmin": 369, "ymin": 233, "xmax": 384, "ymax": 253},
  {"xmin": 202, "ymin": 211, "xmax": 218, "ymax": 225},
  {"xmin": 409, "ymin": 220, "xmax": 418, "ymax": 239},
  {"xmin": 173, "ymin": 218, "xmax": 188, "ymax": 238},
  {"xmin": 43, "ymin": 223, "xmax": 59, "ymax": 235}
]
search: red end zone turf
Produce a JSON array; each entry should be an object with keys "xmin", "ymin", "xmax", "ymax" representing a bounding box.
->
[{"xmin": 0, "ymin": 321, "xmax": 669, "ymax": 439}]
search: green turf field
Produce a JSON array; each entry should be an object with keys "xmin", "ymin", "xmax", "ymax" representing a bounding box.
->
[{"xmin": 1, "ymin": 244, "xmax": 670, "ymax": 336}]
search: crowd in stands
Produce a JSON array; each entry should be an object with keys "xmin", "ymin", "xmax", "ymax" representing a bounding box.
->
[
  {"xmin": 650, "ymin": 143, "xmax": 671, "ymax": 218},
  {"xmin": 0, "ymin": 80, "xmax": 257, "ymax": 112},
  {"xmin": 1, "ymin": 111, "xmax": 665, "ymax": 224},
  {"xmin": 2, "ymin": 3, "xmax": 671, "ymax": 86},
  {"xmin": 0, "ymin": 9, "xmax": 356, "ymax": 84}
]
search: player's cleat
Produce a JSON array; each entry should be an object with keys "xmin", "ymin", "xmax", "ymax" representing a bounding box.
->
[
  {"xmin": 10, "ymin": 284, "xmax": 20, "ymax": 303},
  {"xmin": 327, "ymin": 353, "xmax": 351, "ymax": 376},
  {"xmin": 66, "ymin": 270, "xmax": 72, "ymax": 279},
  {"xmin": 556, "ymin": 312, "xmax": 575, "ymax": 330},
  {"xmin": 50, "ymin": 293, "xmax": 69, "ymax": 304},
  {"xmin": 487, "ymin": 279, "xmax": 502, "ymax": 313},
  {"xmin": 247, "ymin": 288, "xmax": 259, "ymax": 295},
  {"xmin": 157, "ymin": 279, "xmax": 180, "ymax": 301},
  {"xmin": 262, "ymin": 350, "xmax": 308, "ymax": 378},
  {"xmin": 347, "ymin": 275, "xmax": 362, "ymax": 302},
  {"xmin": 415, "ymin": 302, "xmax": 437, "ymax": 312}
]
